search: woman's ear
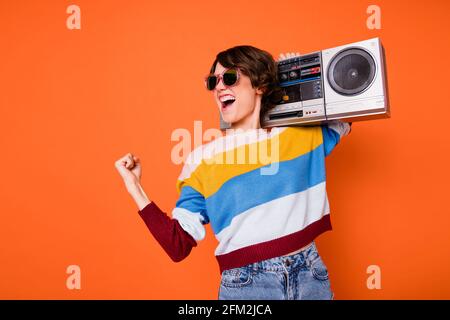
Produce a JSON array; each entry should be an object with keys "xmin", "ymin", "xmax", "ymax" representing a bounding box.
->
[{"xmin": 256, "ymin": 87, "xmax": 266, "ymax": 95}]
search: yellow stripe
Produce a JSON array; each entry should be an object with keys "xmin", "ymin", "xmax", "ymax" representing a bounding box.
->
[{"xmin": 176, "ymin": 126, "xmax": 323, "ymax": 198}]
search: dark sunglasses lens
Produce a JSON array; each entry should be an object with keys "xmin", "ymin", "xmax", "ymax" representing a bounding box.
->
[
  {"xmin": 206, "ymin": 76, "xmax": 217, "ymax": 90},
  {"xmin": 223, "ymin": 70, "xmax": 238, "ymax": 86}
]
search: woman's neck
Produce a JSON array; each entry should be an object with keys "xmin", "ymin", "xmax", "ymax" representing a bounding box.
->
[
  {"xmin": 230, "ymin": 99, "xmax": 262, "ymax": 131},
  {"xmin": 230, "ymin": 118, "xmax": 261, "ymax": 131}
]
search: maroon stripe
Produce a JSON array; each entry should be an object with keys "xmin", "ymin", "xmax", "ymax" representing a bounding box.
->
[
  {"xmin": 138, "ymin": 201, "xmax": 197, "ymax": 262},
  {"xmin": 215, "ymin": 214, "xmax": 332, "ymax": 274}
]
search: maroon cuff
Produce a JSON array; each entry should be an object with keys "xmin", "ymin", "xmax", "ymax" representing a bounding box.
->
[{"xmin": 138, "ymin": 201, "xmax": 197, "ymax": 262}]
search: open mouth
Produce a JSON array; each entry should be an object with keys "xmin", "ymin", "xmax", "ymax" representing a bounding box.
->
[{"xmin": 220, "ymin": 95, "xmax": 236, "ymax": 110}]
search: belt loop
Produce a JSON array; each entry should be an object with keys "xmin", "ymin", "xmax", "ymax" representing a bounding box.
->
[
  {"xmin": 304, "ymin": 242, "xmax": 315, "ymax": 262},
  {"xmin": 305, "ymin": 255, "xmax": 311, "ymax": 268},
  {"xmin": 305, "ymin": 248, "xmax": 313, "ymax": 268}
]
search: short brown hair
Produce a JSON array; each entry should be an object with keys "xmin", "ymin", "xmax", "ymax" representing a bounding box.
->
[{"xmin": 209, "ymin": 45, "xmax": 283, "ymax": 125}]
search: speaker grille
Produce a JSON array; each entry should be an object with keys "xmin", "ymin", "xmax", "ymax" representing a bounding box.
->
[{"xmin": 327, "ymin": 48, "xmax": 376, "ymax": 96}]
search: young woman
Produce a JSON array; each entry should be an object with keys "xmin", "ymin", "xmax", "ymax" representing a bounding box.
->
[{"xmin": 115, "ymin": 46, "xmax": 351, "ymax": 300}]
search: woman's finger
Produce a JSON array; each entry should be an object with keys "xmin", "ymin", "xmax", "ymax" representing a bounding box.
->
[{"xmin": 125, "ymin": 154, "xmax": 134, "ymax": 169}]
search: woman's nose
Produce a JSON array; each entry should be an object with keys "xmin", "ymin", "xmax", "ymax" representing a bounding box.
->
[{"xmin": 215, "ymin": 78, "xmax": 227, "ymax": 90}]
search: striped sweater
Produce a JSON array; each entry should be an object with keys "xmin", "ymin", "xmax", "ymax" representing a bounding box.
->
[{"xmin": 138, "ymin": 120, "xmax": 351, "ymax": 273}]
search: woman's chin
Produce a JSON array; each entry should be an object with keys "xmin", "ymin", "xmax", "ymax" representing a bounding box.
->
[{"xmin": 221, "ymin": 114, "xmax": 237, "ymax": 124}]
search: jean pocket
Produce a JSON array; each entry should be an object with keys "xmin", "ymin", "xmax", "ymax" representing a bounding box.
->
[
  {"xmin": 220, "ymin": 267, "xmax": 253, "ymax": 288},
  {"xmin": 310, "ymin": 256, "xmax": 329, "ymax": 282}
]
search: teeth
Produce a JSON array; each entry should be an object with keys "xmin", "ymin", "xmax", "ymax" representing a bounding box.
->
[{"xmin": 219, "ymin": 95, "xmax": 235, "ymax": 102}]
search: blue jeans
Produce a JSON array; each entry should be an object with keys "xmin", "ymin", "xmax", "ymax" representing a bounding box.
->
[{"xmin": 218, "ymin": 242, "xmax": 334, "ymax": 300}]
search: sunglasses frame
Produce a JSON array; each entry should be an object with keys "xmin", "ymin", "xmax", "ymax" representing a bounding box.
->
[{"xmin": 204, "ymin": 68, "xmax": 241, "ymax": 91}]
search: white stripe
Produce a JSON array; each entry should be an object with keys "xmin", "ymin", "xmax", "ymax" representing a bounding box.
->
[
  {"xmin": 214, "ymin": 181, "xmax": 330, "ymax": 255},
  {"xmin": 327, "ymin": 120, "xmax": 351, "ymax": 138},
  {"xmin": 178, "ymin": 127, "xmax": 287, "ymax": 181},
  {"xmin": 172, "ymin": 207, "xmax": 206, "ymax": 241}
]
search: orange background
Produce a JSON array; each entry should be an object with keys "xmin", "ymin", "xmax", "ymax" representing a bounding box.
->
[{"xmin": 1, "ymin": 0, "xmax": 449, "ymax": 299}]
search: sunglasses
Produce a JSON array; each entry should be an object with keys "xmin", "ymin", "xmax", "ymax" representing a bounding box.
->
[{"xmin": 205, "ymin": 68, "xmax": 240, "ymax": 91}]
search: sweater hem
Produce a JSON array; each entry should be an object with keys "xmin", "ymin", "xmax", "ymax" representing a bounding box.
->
[{"xmin": 215, "ymin": 214, "xmax": 332, "ymax": 274}]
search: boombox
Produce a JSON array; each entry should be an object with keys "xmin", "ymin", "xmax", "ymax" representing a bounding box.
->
[{"xmin": 219, "ymin": 37, "xmax": 390, "ymax": 129}]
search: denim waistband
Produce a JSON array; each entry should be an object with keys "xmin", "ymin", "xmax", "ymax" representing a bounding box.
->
[{"xmin": 249, "ymin": 242, "xmax": 319, "ymax": 272}]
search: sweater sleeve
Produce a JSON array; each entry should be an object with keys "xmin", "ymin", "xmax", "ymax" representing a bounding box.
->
[
  {"xmin": 137, "ymin": 149, "xmax": 209, "ymax": 263},
  {"xmin": 321, "ymin": 120, "xmax": 352, "ymax": 156},
  {"xmin": 137, "ymin": 201, "xmax": 197, "ymax": 262}
]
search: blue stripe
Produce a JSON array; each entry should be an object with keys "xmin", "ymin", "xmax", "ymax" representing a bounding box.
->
[
  {"xmin": 206, "ymin": 145, "xmax": 326, "ymax": 234},
  {"xmin": 175, "ymin": 186, "xmax": 209, "ymax": 224},
  {"xmin": 321, "ymin": 125, "xmax": 340, "ymax": 156}
]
